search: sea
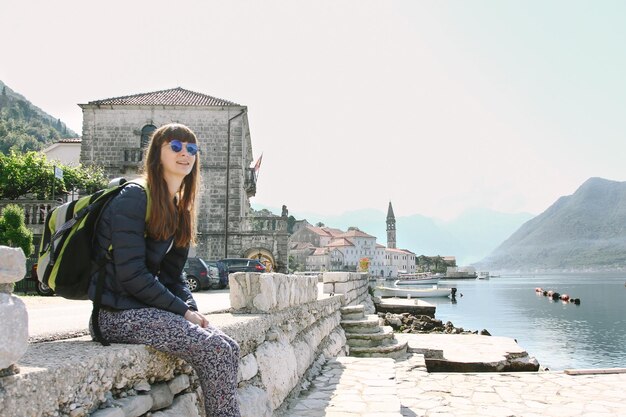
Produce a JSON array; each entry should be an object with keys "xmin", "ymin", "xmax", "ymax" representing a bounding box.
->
[{"xmin": 377, "ymin": 272, "xmax": 626, "ymax": 371}]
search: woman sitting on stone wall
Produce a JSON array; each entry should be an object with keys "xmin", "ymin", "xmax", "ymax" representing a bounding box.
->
[{"xmin": 89, "ymin": 123, "xmax": 240, "ymax": 417}]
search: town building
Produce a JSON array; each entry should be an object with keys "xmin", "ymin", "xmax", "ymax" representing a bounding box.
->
[{"xmin": 78, "ymin": 87, "xmax": 288, "ymax": 271}]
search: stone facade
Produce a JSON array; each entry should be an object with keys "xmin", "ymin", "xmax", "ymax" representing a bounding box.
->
[{"xmin": 78, "ymin": 88, "xmax": 288, "ymax": 270}]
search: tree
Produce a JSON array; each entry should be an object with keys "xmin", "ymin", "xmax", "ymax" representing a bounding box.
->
[
  {"xmin": 315, "ymin": 222, "xmax": 325, "ymax": 227},
  {"xmin": 0, "ymin": 151, "xmax": 107, "ymax": 200},
  {"xmin": 0, "ymin": 203, "xmax": 34, "ymax": 257},
  {"xmin": 287, "ymin": 215, "xmax": 296, "ymax": 234}
]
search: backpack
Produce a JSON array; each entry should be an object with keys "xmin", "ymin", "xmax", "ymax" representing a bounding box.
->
[{"xmin": 37, "ymin": 178, "xmax": 150, "ymax": 345}]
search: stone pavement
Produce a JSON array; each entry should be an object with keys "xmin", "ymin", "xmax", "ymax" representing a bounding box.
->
[{"xmin": 280, "ymin": 353, "xmax": 626, "ymax": 416}]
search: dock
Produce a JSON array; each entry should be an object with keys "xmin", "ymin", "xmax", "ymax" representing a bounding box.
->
[{"xmin": 374, "ymin": 298, "xmax": 436, "ymax": 317}]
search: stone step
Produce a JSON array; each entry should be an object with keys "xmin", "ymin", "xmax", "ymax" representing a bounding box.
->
[
  {"xmin": 339, "ymin": 305, "xmax": 365, "ymax": 320},
  {"xmin": 346, "ymin": 326, "xmax": 396, "ymax": 348},
  {"xmin": 349, "ymin": 339, "xmax": 408, "ymax": 359},
  {"xmin": 340, "ymin": 315, "xmax": 381, "ymax": 334}
]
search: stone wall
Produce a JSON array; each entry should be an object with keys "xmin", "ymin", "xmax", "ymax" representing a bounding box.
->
[
  {"xmin": 322, "ymin": 272, "xmax": 373, "ymax": 311},
  {"xmin": 0, "ymin": 269, "xmax": 364, "ymax": 417}
]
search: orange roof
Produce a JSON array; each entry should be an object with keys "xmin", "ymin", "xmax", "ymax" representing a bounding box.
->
[
  {"xmin": 327, "ymin": 238, "xmax": 355, "ymax": 247},
  {"xmin": 311, "ymin": 248, "xmax": 329, "ymax": 256},
  {"xmin": 321, "ymin": 227, "xmax": 345, "ymax": 237},
  {"xmin": 339, "ymin": 228, "xmax": 375, "ymax": 239}
]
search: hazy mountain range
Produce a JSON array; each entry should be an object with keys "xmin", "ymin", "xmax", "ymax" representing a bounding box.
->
[
  {"xmin": 477, "ymin": 177, "xmax": 626, "ymax": 272},
  {"xmin": 253, "ymin": 203, "xmax": 534, "ymax": 265}
]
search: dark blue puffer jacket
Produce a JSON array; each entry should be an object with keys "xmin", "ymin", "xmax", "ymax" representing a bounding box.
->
[{"xmin": 88, "ymin": 183, "xmax": 197, "ymax": 316}]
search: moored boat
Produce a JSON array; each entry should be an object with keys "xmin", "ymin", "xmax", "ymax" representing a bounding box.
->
[
  {"xmin": 394, "ymin": 274, "xmax": 440, "ymax": 285},
  {"xmin": 376, "ymin": 285, "xmax": 453, "ymax": 298}
]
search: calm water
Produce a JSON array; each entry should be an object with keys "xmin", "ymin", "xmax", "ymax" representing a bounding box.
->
[{"xmin": 378, "ymin": 273, "xmax": 626, "ymax": 370}]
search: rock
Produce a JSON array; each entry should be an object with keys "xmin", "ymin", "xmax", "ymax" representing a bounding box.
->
[
  {"xmin": 237, "ymin": 354, "xmax": 259, "ymax": 382},
  {"xmin": 115, "ymin": 395, "xmax": 153, "ymax": 417},
  {"xmin": 480, "ymin": 329, "xmax": 491, "ymax": 336},
  {"xmin": 90, "ymin": 408, "xmax": 125, "ymax": 417},
  {"xmin": 149, "ymin": 383, "xmax": 174, "ymax": 411},
  {"xmin": 0, "ymin": 293, "xmax": 28, "ymax": 370},
  {"xmin": 167, "ymin": 374, "xmax": 190, "ymax": 395},
  {"xmin": 0, "ymin": 246, "xmax": 26, "ymax": 284},
  {"xmin": 133, "ymin": 380, "xmax": 151, "ymax": 392},
  {"xmin": 151, "ymin": 393, "xmax": 200, "ymax": 417},
  {"xmin": 237, "ymin": 385, "xmax": 272, "ymax": 417}
]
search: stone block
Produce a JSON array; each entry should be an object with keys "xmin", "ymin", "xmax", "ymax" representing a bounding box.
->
[
  {"xmin": 322, "ymin": 272, "xmax": 350, "ymax": 283},
  {"xmin": 167, "ymin": 374, "xmax": 190, "ymax": 395},
  {"xmin": 238, "ymin": 385, "xmax": 272, "ymax": 417},
  {"xmin": 114, "ymin": 394, "xmax": 153, "ymax": 417},
  {"xmin": 255, "ymin": 340, "xmax": 298, "ymax": 409},
  {"xmin": 323, "ymin": 283, "xmax": 334, "ymax": 294},
  {"xmin": 152, "ymin": 393, "xmax": 200, "ymax": 417},
  {"xmin": 150, "ymin": 383, "xmax": 174, "ymax": 411},
  {"xmin": 334, "ymin": 281, "xmax": 354, "ymax": 294},
  {"xmin": 90, "ymin": 408, "xmax": 125, "ymax": 417},
  {"xmin": 0, "ymin": 293, "xmax": 28, "ymax": 370},
  {"xmin": 0, "ymin": 246, "xmax": 26, "ymax": 284},
  {"xmin": 238, "ymin": 353, "xmax": 258, "ymax": 382}
]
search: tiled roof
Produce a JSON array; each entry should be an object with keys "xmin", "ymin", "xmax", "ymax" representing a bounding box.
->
[
  {"xmin": 58, "ymin": 138, "xmax": 82, "ymax": 143},
  {"xmin": 311, "ymin": 248, "xmax": 329, "ymax": 256},
  {"xmin": 327, "ymin": 238, "xmax": 355, "ymax": 247},
  {"xmin": 376, "ymin": 243, "xmax": 386, "ymax": 248},
  {"xmin": 86, "ymin": 87, "xmax": 239, "ymax": 106},
  {"xmin": 339, "ymin": 228, "xmax": 375, "ymax": 239},
  {"xmin": 306, "ymin": 226, "xmax": 333, "ymax": 237},
  {"xmin": 321, "ymin": 227, "xmax": 345, "ymax": 237},
  {"xmin": 386, "ymin": 248, "xmax": 415, "ymax": 255}
]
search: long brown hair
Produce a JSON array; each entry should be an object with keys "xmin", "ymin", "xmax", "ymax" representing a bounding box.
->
[{"xmin": 143, "ymin": 123, "xmax": 199, "ymax": 247}]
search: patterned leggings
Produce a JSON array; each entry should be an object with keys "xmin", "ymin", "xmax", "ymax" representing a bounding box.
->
[{"xmin": 96, "ymin": 308, "xmax": 241, "ymax": 417}]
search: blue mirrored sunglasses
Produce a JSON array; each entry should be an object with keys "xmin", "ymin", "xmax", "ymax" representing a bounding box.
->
[{"xmin": 168, "ymin": 140, "xmax": 198, "ymax": 156}]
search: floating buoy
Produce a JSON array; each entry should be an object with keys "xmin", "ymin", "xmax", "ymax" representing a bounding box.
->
[
  {"xmin": 560, "ymin": 294, "xmax": 570, "ymax": 301},
  {"xmin": 543, "ymin": 290, "xmax": 548, "ymax": 296},
  {"xmin": 551, "ymin": 292, "xmax": 560, "ymax": 301},
  {"xmin": 547, "ymin": 290, "xmax": 554, "ymax": 297},
  {"xmin": 573, "ymin": 298, "xmax": 581, "ymax": 305},
  {"xmin": 535, "ymin": 287, "xmax": 543, "ymax": 293}
]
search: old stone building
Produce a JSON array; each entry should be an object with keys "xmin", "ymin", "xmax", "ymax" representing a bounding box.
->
[{"xmin": 78, "ymin": 87, "xmax": 288, "ymax": 271}]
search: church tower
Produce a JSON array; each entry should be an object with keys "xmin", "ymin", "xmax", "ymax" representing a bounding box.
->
[{"xmin": 386, "ymin": 201, "xmax": 396, "ymax": 249}]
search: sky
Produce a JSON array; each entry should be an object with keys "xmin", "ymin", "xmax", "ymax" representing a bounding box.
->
[{"xmin": 2, "ymin": 0, "xmax": 626, "ymax": 220}]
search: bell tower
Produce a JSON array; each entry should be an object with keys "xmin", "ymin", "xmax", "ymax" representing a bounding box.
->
[{"xmin": 386, "ymin": 201, "xmax": 396, "ymax": 249}]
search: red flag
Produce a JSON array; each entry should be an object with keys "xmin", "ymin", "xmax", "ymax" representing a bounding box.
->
[{"xmin": 253, "ymin": 153, "xmax": 263, "ymax": 178}]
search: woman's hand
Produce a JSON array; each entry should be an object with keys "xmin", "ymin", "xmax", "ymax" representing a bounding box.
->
[{"xmin": 184, "ymin": 310, "xmax": 209, "ymax": 328}]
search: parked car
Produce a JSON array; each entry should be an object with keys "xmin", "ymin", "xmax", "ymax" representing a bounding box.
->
[
  {"xmin": 206, "ymin": 260, "xmax": 229, "ymax": 289},
  {"xmin": 183, "ymin": 257, "xmax": 219, "ymax": 292},
  {"xmin": 29, "ymin": 263, "xmax": 54, "ymax": 296},
  {"xmin": 219, "ymin": 258, "xmax": 266, "ymax": 275}
]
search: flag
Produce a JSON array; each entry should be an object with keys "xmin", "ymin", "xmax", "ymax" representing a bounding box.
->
[{"xmin": 253, "ymin": 153, "xmax": 263, "ymax": 179}]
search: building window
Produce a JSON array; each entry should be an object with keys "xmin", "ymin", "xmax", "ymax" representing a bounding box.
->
[{"xmin": 141, "ymin": 124, "xmax": 157, "ymax": 148}]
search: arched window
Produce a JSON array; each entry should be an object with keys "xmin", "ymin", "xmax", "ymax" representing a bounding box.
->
[{"xmin": 141, "ymin": 124, "xmax": 157, "ymax": 148}]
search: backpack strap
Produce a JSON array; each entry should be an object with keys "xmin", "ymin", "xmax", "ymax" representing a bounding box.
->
[{"xmin": 91, "ymin": 179, "xmax": 150, "ymax": 347}]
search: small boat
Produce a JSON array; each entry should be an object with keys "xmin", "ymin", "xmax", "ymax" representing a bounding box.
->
[
  {"xmin": 394, "ymin": 274, "xmax": 440, "ymax": 285},
  {"xmin": 376, "ymin": 285, "xmax": 453, "ymax": 298},
  {"xmin": 477, "ymin": 272, "xmax": 490, "ymax": 280}
]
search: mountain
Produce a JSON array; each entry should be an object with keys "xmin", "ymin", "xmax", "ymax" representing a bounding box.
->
[
  {"xmin": 478, "ymin": 177, "xmax": 626, "ymax": 272},
  {"xmin": 252, "ymin": 203, "xmax": 533, "ymax": 265},
  {"xmin": 0, "ymin": 80, "xmax": 78, "ymax": 154}
]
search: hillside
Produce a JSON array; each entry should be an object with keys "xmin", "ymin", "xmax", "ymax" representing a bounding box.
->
[
  {"xmin": 0, "ymin": 80, "xmax": 78, "ymax": 154},
  {"xmin": 479, "ymin": 177, "xmax": 626, "ymax": 271}
]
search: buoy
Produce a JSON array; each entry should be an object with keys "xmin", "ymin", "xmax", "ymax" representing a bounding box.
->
[
  {"xmin": 560, "ymin": 294, "xmax": 570, "ymax": 301},
  {"xmin": 543, "ymin": 290, "xmax": 548, "ymax": 296},
  {"xmin": 573, "ymin": 298, "xmax": 581, "ymax": 305},
  {"xmin": 551, "ymin": 292, "xmax": 560, "ymax": 301},
  {"xmin": 535, "ymin": 287, "xmax": 543, "ymax": 292},
  {"xmin": 547, "ymin": 290, "xmax": 554, "ymax": 297}
]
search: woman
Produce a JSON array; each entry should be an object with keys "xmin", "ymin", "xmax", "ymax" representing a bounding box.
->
[{"xmin": 89, "ymin": 123, "xmax": 240, "ymax": 417}]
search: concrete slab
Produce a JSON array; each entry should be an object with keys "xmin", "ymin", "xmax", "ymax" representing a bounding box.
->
[
  {"xmin": 395, "ymin": 333, "xmax": 540, "ymax": 372},
  {"xmin": 374, "ymin": 299, "xmax": 435, "ymax": 317}
]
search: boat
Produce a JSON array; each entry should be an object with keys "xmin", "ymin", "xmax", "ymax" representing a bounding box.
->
[
  {"xmin": 477, "ymin": 272, "xmax": 490, "ymax": 280},
  {"xmin": 394, "ymin": 273, "xmax": 440, "ymax": 285},
  {"xmin": 376, "ymin": 285, "xmax": 453, "ymax": 298}
]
